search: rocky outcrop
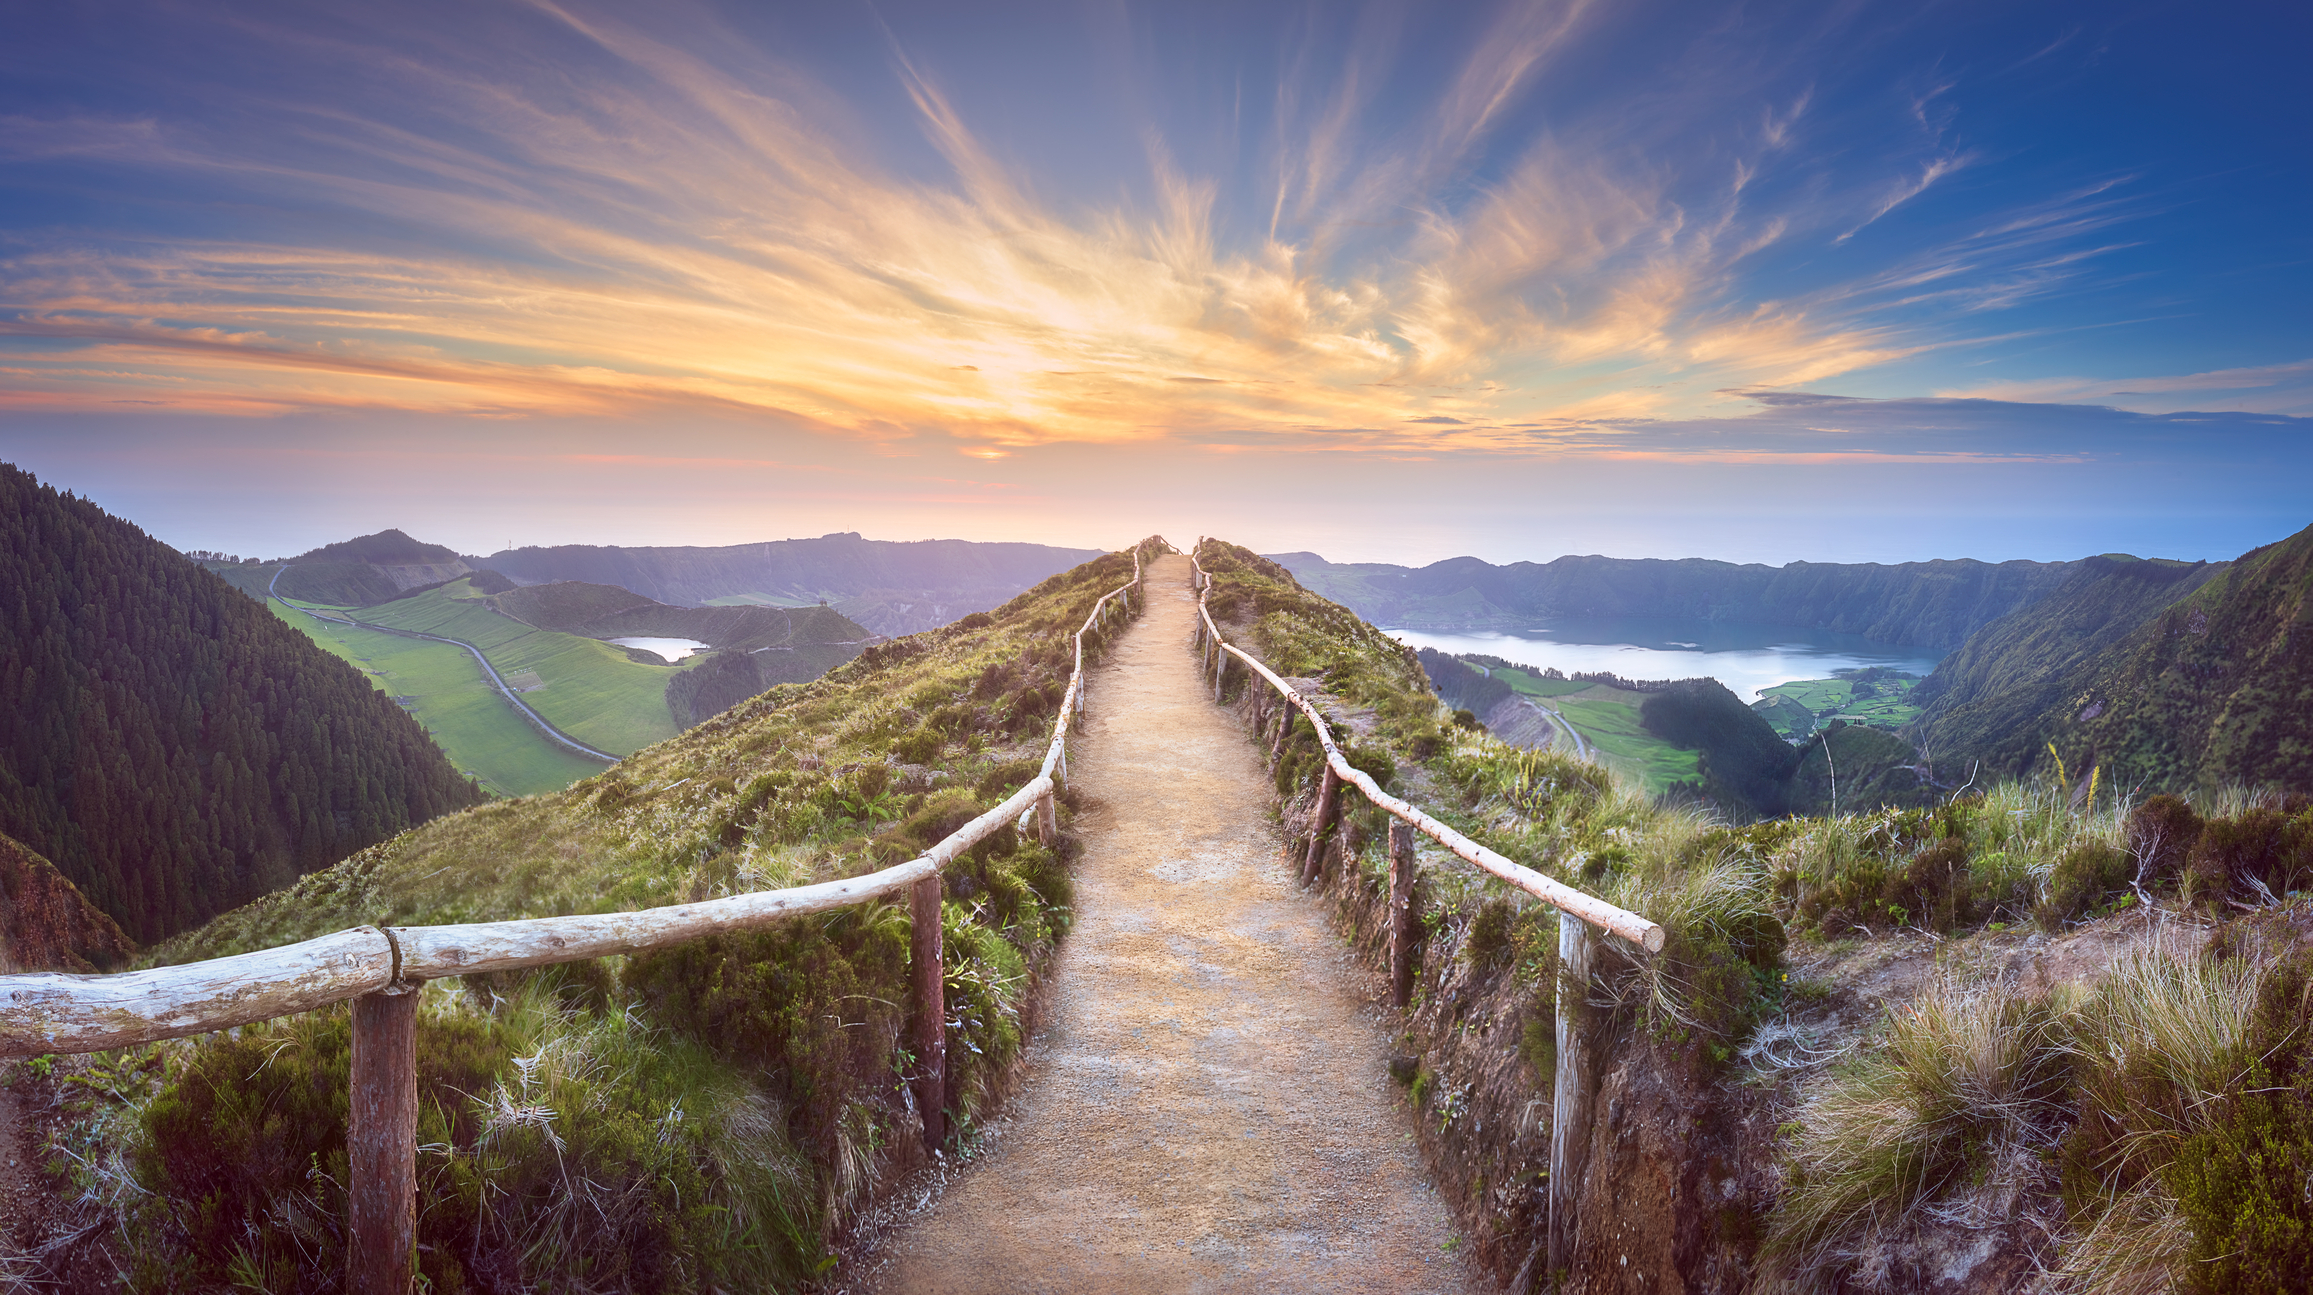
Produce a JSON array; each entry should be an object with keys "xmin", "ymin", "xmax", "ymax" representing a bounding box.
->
[{"xmin": 0, "ymin": 832, "xmax": 133, "ymax": 973}]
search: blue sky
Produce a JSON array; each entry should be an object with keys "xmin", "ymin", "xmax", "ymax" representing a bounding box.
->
[{"xmin": 0, "ymin": 0, "xmax": 2306, "ymax": 565}]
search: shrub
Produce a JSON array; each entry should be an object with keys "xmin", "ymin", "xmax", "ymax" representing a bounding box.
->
[
  {"xmin": 129, "ymin": 989, "xmax": 818, "ymax": 1294},
  {"xmin": 2187, "ymin": 807, "xmax": 2313, "ymax": 906},
  {"xmin": 2037, "ymin": 840, "xmax": 2132, "ymax": 929},
  {"xmin": 2128, "ymin": 793, "xmax": 2204, "ymax": 889},
  {"xmin": 1464, "ymin": 897, "xmax": 1515, "ymax": 971},
  {"xmin": 892, "ymin": 724, "xmax": 944, "ymax": 765},
  {"xmin": 1343, "ymin": 741, "xmax": 1396, "ymax": 791},
  {"xmin": 1766, "ymin": 981, "xmax": 2072, "ymax": 1283}
]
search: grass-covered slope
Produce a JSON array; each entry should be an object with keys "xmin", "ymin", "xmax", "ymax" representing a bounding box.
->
[
  {"xmin": 249, "ymin": 592, "xmax": 612, "ymax": 797},
  {"xmin": 1199, "ymin": 536, "xmax": 2313, "ymax": 1290},
  {"xmin": 1916, "ymin": 524, "xmax": 2312, "ymax": 794},
  {"xmin": 0, "ymin": 464, "xmax": 483, "ymax": 943},
  {"xmin": 316, "ymin": 580, "xmax": 703, "ymax": 757},
  {"xmin": 50, "ymin": 542, "xmax": 1160, "ymax": 1293}
]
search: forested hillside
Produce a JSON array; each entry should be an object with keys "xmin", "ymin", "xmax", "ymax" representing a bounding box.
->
[
  {"xmin": 1276, "ymin": 550, "xmax": 2083, "ymax": 649},
  {"xmin": 1916, "ymin": 523, "xmax": 2313, "ymax": 791},
  {"xmin": 0, "ymin": 465, "xmax": 483, "ymax": 941}
]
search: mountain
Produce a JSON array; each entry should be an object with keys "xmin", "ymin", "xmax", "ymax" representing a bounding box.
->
[
  {"xmin": 1913, "ymin": 524, "xmax": 2313, "ymax": 792},
  {"xmin": 0, "ymin": 831, "xmax": 133, "ymax": 972},
  {"xmin": 274, "ymin": 528, "xmax": 476, "ymax": 605},
  {"xmin": 1272, "ymin": 551, "xmax": 2085, "ymax": 650},
  {"xmin": 0, "ymin": 464, "xmax": 484, "ymax": 941},
  {"xmin": 473, "ymin": 532, "xmax": 1102, "ymax": 635}
]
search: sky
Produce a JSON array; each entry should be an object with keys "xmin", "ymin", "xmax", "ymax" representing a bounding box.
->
[{"xmin": 1, "ymin": 0, "xmax": 2307, "ymax": 567}]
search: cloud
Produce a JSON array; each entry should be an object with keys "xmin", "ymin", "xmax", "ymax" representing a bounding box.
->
[
  {"xmin": 0, "ymin": 1, "xmax": 2206, "ymax": 450},
  {"xmin": 1936, "ymin": 359, "xmax": 2313, "ymax": 417}
]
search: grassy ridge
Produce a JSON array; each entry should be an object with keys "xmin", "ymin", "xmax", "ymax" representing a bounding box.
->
[
  {"xmin": 53, "ymin": 542, "xmax": 1162, "ymax": 1292},
  {"xmin": 1204, "ymin": 537, "xmax": 2313, "ymax": 1288}
]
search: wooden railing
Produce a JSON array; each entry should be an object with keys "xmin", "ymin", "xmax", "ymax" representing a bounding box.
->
[
  {"xmin": 1186, "ymin": 540, "xmax": 1658, "ymax": 1274},
  {"xmin": 0, "ymin": 540, "xmax": 1158, "ymax": 1294}
]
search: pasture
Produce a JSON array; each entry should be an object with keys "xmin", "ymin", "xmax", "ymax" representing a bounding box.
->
[
  {"xmin": 261, "ymin": 597, "xmax": 608, "ymax": 797},
  {"xmin": 1552, "ymin": 686, "xmax": 1702, "ymax": 794},
  {"xmin": 347, "ymin": 580, "xmax": 700, "ymax": 756}
]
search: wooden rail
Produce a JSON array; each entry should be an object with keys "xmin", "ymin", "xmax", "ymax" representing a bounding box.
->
[
  {"xmin": 1187, "ymin": 541, "xmax": 1655, "ymax": 1276},
  {"xmin": 0, "ymin": 540, "xmax": 1158, "ymax": 1292}
]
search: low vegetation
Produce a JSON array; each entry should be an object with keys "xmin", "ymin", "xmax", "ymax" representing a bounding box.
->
[
  {"xmin": 1202, "ymin": 537, "xmax": 2313, "ymax": 1289},
  {"xmin": 34, "ymin": 540, "xmax": 1163, "ymax": 1291}
]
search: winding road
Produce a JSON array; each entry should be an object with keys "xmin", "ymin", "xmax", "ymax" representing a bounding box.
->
[{"xmin": 267, "ymin": 567, "xmax": 618, "ymax": 763}]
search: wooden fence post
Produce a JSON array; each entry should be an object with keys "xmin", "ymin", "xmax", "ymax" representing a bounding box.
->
[
  {"xmin": 1213, "ymin": 649, "xmax": 1227, "ymax": 701},
  {"xmin": 910, "ymin": 873, "xmax": 946, "ymax": 1151},
  {"xmin": 1037, "ymin": 790, "xmax": 1058, "ymax": 846},
  {"xmin": 1270, "ymin": 700, "xmax": 1295, "ymax": 764},
  {"xmin": 347, "ymin": 984, "xmax": 418, "ymax": 1295},
  {"xmin": 1549, "ymin": 911, "xmax": 1596, "ymax": 1277},
  {"xmin": 1389, "ymin": 822, "xmax": 1417, "ymax": 1009},
  {"xmin": 1301, "ymin": 764, "xmax": 1341, "ymax": 885}
]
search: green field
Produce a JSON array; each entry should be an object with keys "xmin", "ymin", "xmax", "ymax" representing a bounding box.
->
[
  {"xmin": 270, "ymin": 605, "xmax": 610, "ymax": 797},
  {"xmin": 208, "ymin": 563, "xmax": 694, "ymax": 797},
  {"xmin": 1756, "ymin": 671, "xmax": 1923, "ymax": 735},
  {"xmin": 335, "ymin": 581, "xmax": 698, "ymax": 757},
  {"xmin": 1552, "ymin": 687, "xmax": 1701, "ymax": 794}
]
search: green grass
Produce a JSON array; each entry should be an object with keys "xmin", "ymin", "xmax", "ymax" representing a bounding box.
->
[
  {"xmin": 207, "ymin": 564, "xmax": 606, "ymax": 797},
  {"xmin": 343, "ymin": 580, "xmax": 698, "ymax": 757},
  {"xmin": 1552, "ymin": 689, "xmax": 1702, "ymax": 794},
  {"xmin": 1758, "ymin": 674, "xmax": 1923, "ymax": 732},
  {"xmin": 273, "ymin": 608, "xmax": 607, "ymax": 797}
]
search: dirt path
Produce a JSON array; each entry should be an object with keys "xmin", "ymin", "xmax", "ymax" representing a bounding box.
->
[{"xmin": 863, "ymin": 555, "xmax": 1485, "ymax": 1294}]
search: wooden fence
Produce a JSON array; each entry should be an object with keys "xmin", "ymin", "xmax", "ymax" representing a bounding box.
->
[
  {"xmin": 0, "ymin": 541, "xmax": 1157, "ymax": 1294},
  {"xmin": 1186, "ymin": 541, "xmax": 1660, "ymax": 1275}
]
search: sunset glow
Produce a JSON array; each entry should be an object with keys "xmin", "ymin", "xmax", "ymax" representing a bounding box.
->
[{"xmin": 3, "ymin": 1, "xmax": 2306, "ymax": 562}]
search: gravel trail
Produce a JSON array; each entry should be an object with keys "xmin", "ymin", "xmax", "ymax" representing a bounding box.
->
[{"xmin": 863, "ymin": 554, "xmax": 1485, "ymax": 1294}]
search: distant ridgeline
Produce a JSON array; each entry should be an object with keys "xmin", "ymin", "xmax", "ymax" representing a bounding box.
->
[
  {"xmin": 473, "ymin": 531, "xmax": 1103, "ymax": 636},
  {"xmin": 1275, "ymin": 551, "xmax": 2083, "ymax": 650},
  {"xmin": 1415, "ymin": 522, "xmax": 2313, "ymax": 809},
  {"xmin": 0, "ymin": 465, "xmax": 484, "ymax": 942},
  {"xmin": 491, "ymin": 579, "xmax": 872, "ymax": 727}
]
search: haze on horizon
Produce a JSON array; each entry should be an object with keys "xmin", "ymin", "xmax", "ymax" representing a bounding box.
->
[{"xmin": 1, "ymin": 0, "xmax": 2307, "ymax": 568}]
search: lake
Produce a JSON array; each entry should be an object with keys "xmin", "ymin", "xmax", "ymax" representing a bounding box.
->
[
  {"xmin": 1384, "ymin": 616, "xmax": 1944, "ymax": 703},
  {"xmin": 607, "ymin": 636, "xmax": 711, "ymax": 662}
]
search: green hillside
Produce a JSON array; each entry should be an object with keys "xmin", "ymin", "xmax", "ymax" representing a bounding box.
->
[
  {"xmin": 0, "ymin": 464, "xmax": 483, "ymax": 942},
  {"xmin": 1916, "ymin": 523, "xmax": 2313, "ymax": 792},
  {"xmin": 258, "ymin": 596, "xmax": 611, "ymax": 797},
  {"xmin": 104, "ymin": 542, "xmax": 1162, "ymax": 1290},
  {"xmin": 325, "ymin": 581, "xmax": 701, "ymax": 757}
]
